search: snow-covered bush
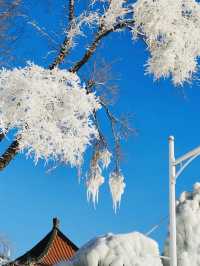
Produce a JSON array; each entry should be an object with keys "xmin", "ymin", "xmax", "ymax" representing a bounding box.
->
[
  {"xmin": 0, "ymin": 63, "xmax": 100, "ymax": 167},
  {"xmin": 133, "ymin": 0, "xmax": 200, "ymax": 85},
  {"xmin": 57, "ymin": 232, "xmax": 162, "ymax": 266},
  {"xmin": 163, "ymin": 183, "xmax": 200, "ymax": 266}
]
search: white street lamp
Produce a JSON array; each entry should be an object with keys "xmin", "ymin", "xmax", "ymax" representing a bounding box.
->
[{"xmin": 168, "ymin": 136, "xmax": 200, "ymax": 266}]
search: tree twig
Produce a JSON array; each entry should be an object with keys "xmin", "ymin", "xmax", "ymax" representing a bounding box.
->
[
  {"xmin": 49, "ymin": 0, "xmax": 76, "ymax": 69},
  {"xmin": 0, "ymin": 139, "xmax": 20, "ymax": 170},
  {"xmin": 69, "ymin": 0, "xmax": 75, "ymax": 22},
  {"xmin": 70, "ymin": 19, "xmax": 134, "ymax": 73},
  {"xmin": 0, "ymin": 132, "xmax": 6, "ymax": 143},
  {"xmin": 86, "ymin": 76, "xmax": 134, "ymax": 172},
  {"xmin": 100, "ymin": 100, "xmax": 135, "ymax": 172}
]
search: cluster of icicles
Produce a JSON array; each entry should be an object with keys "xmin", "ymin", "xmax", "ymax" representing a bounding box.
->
[{"xmin": 86, "ymin": 148, "xmax": 125, "ymax": 212}]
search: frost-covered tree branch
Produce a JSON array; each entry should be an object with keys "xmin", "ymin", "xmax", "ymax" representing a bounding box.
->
[
  {"xmin": 2, "ymin": 0, "xmax": 200, "ymax": 209},
  {"xmin": 84, "ymin": 73, "xmax": 133, "ymax": 210},
  {"xmin": 0, "ymin": 140, "xmax": 19, "ymax": 170},
  {"xmin": 69, "ymin": 0, "xmax": 75, "ymax": 22},
  {"xmin": 0, "ymin": 0, "xmax": 134, "ymax": 208},
  {"xmin": 0, "ymin": 132, "xmax": 6, "ymax": 143},
  {"xmin": 100, "ymin": 100, "xmax": 134, "ymax": 170},
  {"xmin": 49, "ymin": 0, "xmax": 76, "ymax": 69},
  {"xmin": 70, "ymin": 19, "xmax": 134, "ymax": 73}
]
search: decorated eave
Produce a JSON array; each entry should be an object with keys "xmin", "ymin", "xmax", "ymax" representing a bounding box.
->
[{"xmin": 13, "ymin": 218, "xmax": 78, "ymax": 266}]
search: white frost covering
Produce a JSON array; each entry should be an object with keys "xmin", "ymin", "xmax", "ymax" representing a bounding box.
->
[
  {"xmin": 57, "ymin": 232, "xmax": 162, "ymax": 266},
  {"xmin": 100, "ymin": 149, "xmax": 112, "ymax": 169},
  {"xmin": 66, "ymin": 12, "xmax": 99, "ymax": 50},
  {"xmin": 163, "ymin": 182, "xmax": 200, "ymax": 266},
  {"xmin": 133, "ymin": 0, "xmax": 200, "ymax": 85},
  {"xmin": 86, "ymin": 173, "xmax": 104, "ymax": 205},
  {"xmin": 109, "ymin": 171, "xmax": 126, "ymax": 212},
  {"xmin": 0, "ymin": 63, "xmax": 100, "ymax": 166},
  {"xmin": 87, "ymin": 149, "xmax": 112, "ymax": 205},
  {"xmin": 101, "ymin": 0, "xmax": 129, "ymax": 30}
]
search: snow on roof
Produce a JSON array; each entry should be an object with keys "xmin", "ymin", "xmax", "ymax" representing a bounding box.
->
[{"xmin": 57, "ymin": 232, "xmax": 162, "ymax": 266}]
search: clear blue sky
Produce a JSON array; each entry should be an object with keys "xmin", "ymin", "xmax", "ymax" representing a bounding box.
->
[{"xmin": 1, "ymin": 0, "xmax": 200, "ymax": 259}]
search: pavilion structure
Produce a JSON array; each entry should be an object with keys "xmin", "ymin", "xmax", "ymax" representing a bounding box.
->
[{"xmin": 12, "ymin": 218, "xmax": 78, "ymax": 266}]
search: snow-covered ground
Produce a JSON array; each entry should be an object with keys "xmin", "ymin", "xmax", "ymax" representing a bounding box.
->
[
  {"xmin": 164, "ymin": 183, "xmax": 200, "ymax": 266},
  {"xmin": 57, "ymin": 232, "xmax": 162, "ymax": 266}
]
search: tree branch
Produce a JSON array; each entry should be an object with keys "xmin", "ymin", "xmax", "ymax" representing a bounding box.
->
[
  {"xmin": 69, "ymin": 0, "xmax": 75, "ymax": 22},
  {"xmin": 102, "ymin": 102, "xmax": 121, "ymax": 172},
  {"xmin": 49, "ymin": 0, "xmax": 76, "ymax": 70},
  {"xmin": 101, "ymin": 100, "xmax": 135, "ymax": 135},
  {"xmin": 100, "ymin": 99, "xmax": 135, "ymax": 172},
  {"xmin": 0, "ymin": 1, "xmax": 79, "ymax": 169},
  {"xmin": 86, "ymin": 75, "xmax": 134, "ymax": 172},
  {"xmin": 0, "ymin": 139, "xmax": 20, "ymax": 170},
  {"xmin": 0, "ymin": 15, "xmax": 134, "ymax": 171},
  {"xmin": 70, "ymin": 20, "xmax": 134, "ymax": 73},
  {"xmin": 49, "ymin": 36, "xmax": 72, "ymax": 69},
  {"xmin": 0, "ymin": 132, "xmax": 6, "ymax": 143}
]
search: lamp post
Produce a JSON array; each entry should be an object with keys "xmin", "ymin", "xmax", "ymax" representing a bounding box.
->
[{"xmin": 168, "ymin": 136, "xmax": 200, "ymax": 266}]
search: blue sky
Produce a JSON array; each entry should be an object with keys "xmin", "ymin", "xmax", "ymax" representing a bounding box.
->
[{"xmin": 1, "ymin": 0, "xmax": 200, "ymax": 259}]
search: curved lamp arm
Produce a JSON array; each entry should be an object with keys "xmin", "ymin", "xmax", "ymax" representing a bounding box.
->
[{"xmin": 175, "ymin": 153, "xmax": 200, "ymax": 179}]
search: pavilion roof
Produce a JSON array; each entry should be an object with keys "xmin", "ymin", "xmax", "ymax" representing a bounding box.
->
[{"xmin": 14, "ymin": 218, "xmax": 78, "ymax": 266}]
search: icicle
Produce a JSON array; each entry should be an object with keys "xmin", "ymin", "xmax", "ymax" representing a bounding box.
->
[
  {"xmin": 99, "ymin": 149, "xmax": 112, "ymax": 169},
  {"xmin": 86, "ymin": 174, "xmax": 104, "ymax": 207},
  {"xmin": 109, "ymin": 171, "xmax": 125, "ymax": 212}
]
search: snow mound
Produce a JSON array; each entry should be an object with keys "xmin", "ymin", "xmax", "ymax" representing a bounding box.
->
[
  {"xmin": 163, "ymin": 182, "xmax": 200, "ymax": 266},
  {"xmin": 57, "ymin": 232, "xmax": 162, "ymax": 266}
]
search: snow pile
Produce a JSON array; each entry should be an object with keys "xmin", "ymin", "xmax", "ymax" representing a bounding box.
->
[
  {"xmin": 133, "ymin": 0, "xmax": 200, "ymax": 85},
  {"xmin": 0, "ymin": 63, "xmax": 100, "ymax": 166},
  {"xmin": 163, "ymin": 183, "xmax": 200, "ymax": 266},
  {"xmin": 58, "ymin": 232, "xmax": 162, "ymax": 266}
]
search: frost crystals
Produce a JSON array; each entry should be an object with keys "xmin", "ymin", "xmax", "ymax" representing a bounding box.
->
[
  {"xmin": 0, "ymin": 63, "xmax": 100, "ymax": 167},
  {"xmin": 133, "ymin": 0, "xmax": 200, "ymax": 85},
  {"xmin": 109, "ymin": 171, "xmax": 126, "ymax": 212},
  {"xmin": 87, "ymin": 148, "xmax": 112, "ymax": 206}
]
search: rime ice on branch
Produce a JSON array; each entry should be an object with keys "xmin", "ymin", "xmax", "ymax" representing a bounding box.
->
[
  {"xmin": 133, "ymin": 0, "xmax": 200, "ymax": 85},
  {"xmin": 109, "ymin": 171, "xmax": 125, "ymax": 212},
  {"xmin": 3, "ymin": 0, "xmax": 200, "ymax": 210},
  {"xmin": 87, "ymin": 149, "xmax": 112, "ymax": 205},
  {"xmin": 0, "ymin": 63, "xmax": 100, "ymax": 167},
  {"xmin": 0, "ymin": 63, "xmax": 126, "ymax": 210},
  {"xmin": 101, "ymin": 0, "xmax": 130, "ymax": 30}
]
